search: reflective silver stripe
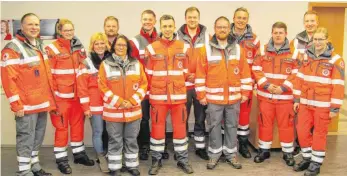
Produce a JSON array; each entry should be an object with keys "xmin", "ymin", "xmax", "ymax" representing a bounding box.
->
[
  {"xmin": 18, "ymin": 164, "xmax": 31, "ymax": 171},
  {"xmin": 195, "ymin": 86, "xmax": 206, "ymax": 92},
  {"xmin": 17, "ymin": 156, "xmax": 31, "ymax": 162},
  {"xmin": 183, "ymin": 44, "xmax": 190, "ymax": 53},
  {"xmin": 292, "ymin": 69, "xmax": 298, "ymax": 74},
  {"xmin": 139, "ymin": 50, "xmax": 145, "ymax": 55},
  {"xmin": 109, "ymin": 95, "xmax": 120, "ymax": 107},
  {"xmin": 150, "ymin": 94, "xmax": 186, "ymax": 100},
  {"xmin": 237, "ymin": 131, "xmax": 250, "ymax": 135},
  {"xmin": 48, "ymin": 44, "xmax": 60, "ymax": 54},
  {"xmin": 137, "ymin": 88, "xmax": 146, "ymax": 97},
  {"xmin": 300, "ymin": 98, "xmax": 330, "ymax": 107},
  {"xmin": 196, "ymin": 143, "xmax": 205, "ymax": 148},
  {"xmin": 229, "ymin": 87, "xmax": 241, "ymax": 92},
  {"xmin": 125, "ymin": 153, "xmax": 138, "ymax": 159},
  {"xmin": 283, "ymin": 80, "xmax": 293, "ymax": 89},
  {"xmin": 257, "ymin": 90, "xmax": 293, "ymax": 100},
  {"xmin": 280, "ymin": 142, "xmax": 293, "ymax": 147},
  {"xmin": 332, "ymin": 79, "xmax": 344, "ymax": 85},
  {"xmin": 8, "ymin": 94, "xmax": 20, "ymax": 103},
  {"xmin": 206, "ymin": 87, "xmax": 224, "ymax": 93},
  {"xmin": 206, "ymin": 94, "xmax": 224, "ymax": 101},
  {"xmin": 147, "ymin": 44, "xmax": 155, "ymax": 55},
  {"xmin": 152, "ymin": 70, "xmax": 183, "ymax": 76},
  {"xmin": 241, "ymin": 85, "xmax": 252, "ymax": 90},
  {"xmin": 292, "ymin": 49, "xmax": 299, "ymax": 59},
  {"xmin": 32, "ymin": 151, "xmax": 39, "ymax": 156},
  {"xmin": 194, "ymin": 136, "xmax": 205, "ymax": 142},
  {"xmin": 247, "ymin": 59, "xmax": 253, "ymax": 64},
  {"xmin": 90, "ymin": 106, "xmax": 103, "ymax": 112},
  {"xmin": 108, "ymin": 164, "xmax": 122, "ymax": 170},
  {"xmin": 296, "ymin": 72, "xmax": 304, "ymax": 79},
  {"xmin": 229, "ymin": 93, "xmax": 241, "ymax": 100},
  {"xmin": 124, "ymin": 109, "xmax": 142, "ymax": 118},
  {"xmin": 236, "ymin": 44, "xmax": 241, "ymax": 60},
  {"xmin": 208, "ymin": 146, "xmax": 223, "ymax": 154},
  {"xmin": 103, "ymin": 112, "xmax": 123, "ymax": 118},
  {"xmin": 258, "ymin": 77, "xmax": 267, "ymax": 85},
  {"xmin": 55, "ymin": 91, "xmax": 75, "ymax": 98},
  {"xmin": 0, "ymin": 58, "xmax": 20, "ymax": 67},
  {"xmin": 238, "ymin": 124, "xmax": 249, "ymax": 129},
  {"xmin": 1, "ymin": 55, "xmax": 41, "ymax": 67},
  {"xmin": 55, "ymin": 152, "xmax": 68, "ymax": 158},
  {"xmin": 303, "ymin": 75, "xmax": 331, "ymax": 84},
  {"xmin": 258, "ymin": 140, "xmax": 272, "ymax": 149},
  {"xmin": 312, "ymin": 150, "xmax": 325, "ymax": 156},
  {"xmin": 311, "ymin": 155, "xmax": 324, "ymax": 163},
  {"xmin": 195, "ymin": 79, "xmax": 205, "ymax": 84},
  {"xmin": 150, "ymin": 138, "xmax": 165, "ymax": 144},
  {"xmin": 223, "ymin": 146, "xmax": 237, "ymax": 153},
  {"xmin": 301, "ymin": 147, "xmax": 312, "ymax": 153},
  {"xmin": 51, "ymin": 69, "xmax": 78, "ymax": 75},
  {"xmin": 240, "ymin": 78, "xmax": 253, "ymax": 84},
  {"xmin": 195, "ymin": 43, "xmax": 204, "ymax": 48},
  {"xmin": 150, "ymin": 145, "xmax": 165, "ymax": 151},
  {"xmin": 23, "ymin": 101, "xmax": 50, "ymax": 111},
  {"xmin": 185, "ymin": 82, "xmax": 194, "ymax": 86},
  {"xmin": 173, "ymin": 137, "xmax": 188, "ymax": 144},
  {"xmin": 282, "ymin": 147, "xmax": 294, "ymax": 153},
  {"xmin": 302, "ymin": 152, "xmax": 312, "ymax": 158},
  {"xmin": 125, "ymin": 161, "xmax": 139, "ymax": 167},
  {"xmin": 80, "ymin": 97, "xmax": 90, "ymax": 104},
  {"xmin": 132, "ymin": 94, "xmax": 141, "ymax": 104},
  {"xmin": 293, "ymin": 89, "xmax": 301, "ymax": 95},
  {"xmin": 252, "ymin": 66, "xmax": 263, "ymax": 71},
  {"xmin": 329, "ymin": 54, "xmax": 341, "ymax": 64},
  {"xmin": 71, "ymin": 141, "xmax": 83, "ymax": 146},
  {"xmin": 54, "ymin": 147, "xmax": 67, "ymax": 152},
  {"xmin": 103, "ymin": 90, "xmax": 113, "ymax": 101},
  {"xmin": 260, "ymin": 45, "xmax": 265, "ymax": 56},
  {"xmin": 72, "ymin": 146, "xmax": 85, "ymax": 153},
  {"xmin": 331, "ymin": 98, "xmax": 343, "ymax": 105},
  {"xmin": 77, "ymin": 68, "xmax": 88, "ymax": 77},
  {"xmin": 264, "ymin": 73, "xmax": 288, "ymax": 79},
  {"xmin": 12, "ymin": 39, "xmax": 29, "ymax": 58},
  {"xmin": 108, "ymin": 155, "xmax": 122, "ymax": 160},
  {"xmin": 131, "ymin": 38, "xmax": 140, "ymax": 51},
  {"xmin": 145, "ymin": 68, "xmax": 153, "ymax": 75},
  {"xmin": 31, "ymin": 156, "xmax": 39, "ymax": 163},
  {"xmin": 174, "ymin": 144, "xmax": 188, "ymax": 151},
  {"xmin": 207, "ymin": 56, "xmax": 222, "ymax": 62}
]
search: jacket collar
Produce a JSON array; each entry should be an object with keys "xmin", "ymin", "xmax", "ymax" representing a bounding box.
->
[
  {"xmin": 296, "ymin": 30, "xmax": 311, "ymax": 44},
  {"xmin": 140, "ymin": 27, "xmax": 158, "ymax": 42},
  {"xmin": 230, "ymin": 23, "xmax": 254, "ymax": 41},
  {"xmin": 158, "ymin": 32, "xmax": 178, "ymax": 47},
  {"xmin": 266, "ymin": 38, "xmax": 291, "ymax": 54},
  {"xmin": 209, "ymin": 34, "xmax": 236, "ymax": 49},
  {"xmin": 15, "ymin": 30, "xmax": 44, "ymax": 50},
  {"xmin": 306, "ymin": 43, "xmax": 334, "ymax": 60},
  {"xmin": 104, "ymin": 53, "xmax": 137, "ymax": 67}
]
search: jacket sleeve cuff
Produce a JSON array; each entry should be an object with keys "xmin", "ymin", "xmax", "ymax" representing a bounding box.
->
[
  {"xmin": 128, "ymin": 97, "xmax": 139, "ymax": 106},
  {"xmin": 280, "ymin": 86, "xmax": 288, "ymax": 93},
  {"xmin": 263, "ymin": 83, "xmax": 270, "ymax": 90},
  {"xmin": 294, "ymin": 98, "xmax": 300, "ymax": 103}
]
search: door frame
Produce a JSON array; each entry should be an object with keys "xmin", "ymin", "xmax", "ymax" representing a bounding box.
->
[{"xmin": 309, "ymin": 2, "xmax": 347, "ymax": 10}]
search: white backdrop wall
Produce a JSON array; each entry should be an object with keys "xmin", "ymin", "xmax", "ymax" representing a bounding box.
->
[{"xmin": 1, "ymin": 1, "xmax": 308, "ymax": 146}]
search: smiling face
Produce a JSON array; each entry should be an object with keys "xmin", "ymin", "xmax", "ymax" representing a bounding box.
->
[
  {"xmin": 114, "ymin": 37, "xmax": 128, "ymax": 57},
  {"xmin": 233, "ymin": 11, "xmax": 249, "ymax": 31},
  {"xmin": 104, "ymin": 19, "xmax": 119, "ymax": 37},
  {"xmin": 313, "ymin": 32, "xmax": 328, "ymax": 52},
  {"xmin": 141, "ymin": 13, "xmax": 156, "ymax": 32},
  {"xmin": 93, "ymin": 39, "xmax": 107, "ymax": 55},
  {"xmin": 60, "ymin": 24, "xmax": 74, "ymax": 40},
  {"xmin": 304, "ymin": 14, "xmax": 318, "ymax": 34},
  {"xmin": 185, "ymin": 10, "xmax": 200, "ymax": 30},
  {"xmin": 215, "ymin": 18, "xmax": 230, "ymax": 40},
  {"xmin": 21, "ymin": 15, "xmax": 40, "ymax": 40},
  {"xmin": 160, "ymin": 19, "xmax": 175, "ymax": 40}
]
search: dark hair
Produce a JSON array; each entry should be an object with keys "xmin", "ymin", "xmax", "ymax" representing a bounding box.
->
[
  {"xmin": 185, "ymin": 6, "xmax": 200, "ymax": 17},
  {"xmin": 214, "ymin": 16, "xmax": 230, "ymax": 26},
  {"xmin": 272, "ymin": 21, "xmax": 287, "ymax": 32},
  {"xmin": 21, "ymin": 13, "xmax": 39, "ymax": 24},
  {"xmin": 142, "ymin": 9, "xmax": 156, "ymax": 18},
  {"xmin": 160, "ymin": 14, "xmax": 175, "ymax": 25},
  {"xmin": 111, "ymin": 34, "xmax": 132, "ymax": 56}
]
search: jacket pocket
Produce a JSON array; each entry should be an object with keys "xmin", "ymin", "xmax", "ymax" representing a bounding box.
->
[
  {"xmin": 151, "ymin": 78, "xmax": 166, "ymax": 95},
  {"xmin": 56, "ymin": 79, "xmax": 75, "ymax": 95}
]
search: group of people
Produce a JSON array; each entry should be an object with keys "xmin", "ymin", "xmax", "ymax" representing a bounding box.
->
[{"xmin": 1, "ymin": 6, "xmax": 345, "ymax": 176}]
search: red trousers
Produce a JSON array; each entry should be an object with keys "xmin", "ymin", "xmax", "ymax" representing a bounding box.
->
[
  {"xmin": 238, "ymin": 97, "xmax": 252, "ymax": 136},
  {"xmin": 150, "ymin": 103, "xmax": 187, "ymax": 140},
  {"xmin": 258, "ymin": 100, "xmax": 294, "ymax": 150},
  {"xmin": 51, "ymin": 100, "xmax": 84, "ymax": 147},
  {"xmin": 296, "ymin": 106, "xmax": 330, "ymax": 154}
]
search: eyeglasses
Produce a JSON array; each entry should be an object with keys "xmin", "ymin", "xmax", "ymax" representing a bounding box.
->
[
  {"xmin": 215, "ymin": 26, "xmax": 229, "ymax": 30},
  {"xmin": 62, "ymin": 29, "xmax": 74, "ymax": 33},
  {"xmin": 116, "ymin": 44, "xmax": 127, "ymax": 48},
  {"xmin": 313, "ymin": 38, "xmax": 326, "ymax": 42}
]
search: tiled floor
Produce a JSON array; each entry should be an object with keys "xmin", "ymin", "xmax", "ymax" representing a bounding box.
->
[{"xmin": 2, "ymin": 135, "xmax": 347, "ymax": 176}]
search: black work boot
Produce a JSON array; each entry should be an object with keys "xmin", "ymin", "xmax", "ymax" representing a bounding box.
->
[
  {"xmin": 162, "ymin": 146, "xmax": 170, "ymax": 159},
  {"xmin": 293, "ymin": 158, "xmax": 311, "ymax": 172},
  {"xmin": 109, "ymin": 170, "xmax": 121, "ymax": 176},
  {"xmin": 139, "ymin": 147, "xmax": 149, "ymax": 160},
  {"xmin": 177, "ymin": 162, "xmax": 194, "ymax": 174},
  {"xmin": 57, "ymin": 161, "xmax": 72, "ymax": 174},
  {"xmin": 128, "ymin": 169, "xmax": 140, "ymax": 176},
  {"xmin": 304, "ymin": 162, "xmax": 321, "ymax": 176},
  {"xmin": 195, "ymin": 149, "xmax": 209, "ymax": 160},
  {"xmin": 33, "ymin": 169, "xmax": 52, "ymax": 176},
  {"xmin": 283, "ymin": 152, "xmax": 295, "ymax": 166},
  {"xmin": 254, "ymin": 149, "xmax": 270, "ymax": 163},
  {"xmin": 74, "ymin": 152, "xmax": 95, "ymax": 166},
  {"xmin": 238, "ymin": 136, "xmax": 252, "ymax": 158},
  {"xmin": 148, "ymin": 157, "xmax": 163, "ymax": 175}
]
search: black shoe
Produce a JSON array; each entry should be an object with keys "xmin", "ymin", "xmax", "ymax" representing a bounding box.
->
[
  {"xmin": 254, "ymin": 149, "xmax": 270, "ymax": 163},
  {"xmin": 74, "ymin": 152, "xmax": 95, "ymax": 166},
  {"xmin": 293, "ymin": 159, "xmax": 310, "ymax": 172},
  {"xmin": 162, "ymin": 149, "xmax": 169, "ymax": 160},
  {"xmin": 128, "ymin": 169, "xmax": 140, "ymax": 176},
  {"xmin": 109, "ymin": 170, "xmax": 121, "ymax": 176},
  {"xmin": 195, "ymin": 149, "xmax": 209, "ymax": 160},
  {"xmin": 304, "ymin": 162, "xmax": 321, "ymax": 176},
  {"xmin": 148, "ymin": 158, "xmax": 162, "ymax": 175},
  {"xmin": 206, "ymin": 158, "xmax": 219, "ymax": 170},
  {"xmin": 120, "ymin": 165, "xmax": 127, "ymax": 172},
  {"xmin": 293, "ymin": 146, "xmax": 301, "ymax": 157},
  {"xmin": 57, "ymin": 162, "xmax": 72, "ymax": 174},
  {"xmin": 283, "ymin": 153, "xmax": 295, "ymax": 166},
  {"xmin": 177, "ymin": 162, "xmax": 194, "ymax": 174},
  {"xmin": 220, "ymin": 153, "xmax": 226, "ymax": 162},
  {"xmin": 139, "ymin": 148, "xmax": 149, "ymax": 160},
  {"xmin": 238, "ymin": 136, "xmax": 252, "ymax": 159},
  {"xmin": 33, "ymin": 169, "xmax": 52, "ymax": 176}
]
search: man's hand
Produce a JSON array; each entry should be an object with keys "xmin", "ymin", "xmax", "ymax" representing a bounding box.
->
[
  {"xmin": 14, "ymin": 109, "xmax": 24, "ymax": 117},
  {"xmin": 268, "ymin": 84, "xmax": 277, "ymax": 94},
  {"xmin": 293, "ymin": 103, "xmax": 300, "ymax": 113},
  {"xmin": 121, "ymin": 100, "xmax": 132, "ymax": 109},
  {"xmin": 199, "ymin": 97, "xmax": 207, "ymax": 106},
  {"xmin": 84, "ymin": 110, "xmax": 92, "ymax": 118},
  {"xmin": 273, "ymin": 86, "xmax": 283, "ymax": 95},
  {"xmin": 241, "ymin": 95, "xmax": 248, "ymax": 103},
  {"xmin": 187, "ymin": 73, "xmax": 195, "ymax": 83},
  {"xmin": 329, "ymin": 112, "xmax": 338, "ymax": 118}
]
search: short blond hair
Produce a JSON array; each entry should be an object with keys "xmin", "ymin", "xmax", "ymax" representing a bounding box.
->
[
  {"xmin": 304, "ymin": 10, "xmax": 319, "ymax": 21},
  {"xmin": 104, "ymin": 16, "xmax": 119, "ymax": 27},
  {"xmin": 314, "ymin": 27, "xmax": 329, "ymax": 41},
  {"xmin": 89, "ymin": 32, "xmax": 110, "ymax": 52},
  {"xmin": 56, "ymin": 19, "xmax": 74, "ymax": 36},
  {"xmin": 234, "ymin": 7, "xmax": 249, "ymax": 18}
]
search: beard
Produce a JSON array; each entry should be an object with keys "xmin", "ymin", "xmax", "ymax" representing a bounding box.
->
[{"xmin": 216, "ymin": 33, "xmax": 228, "ymax": 40}]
